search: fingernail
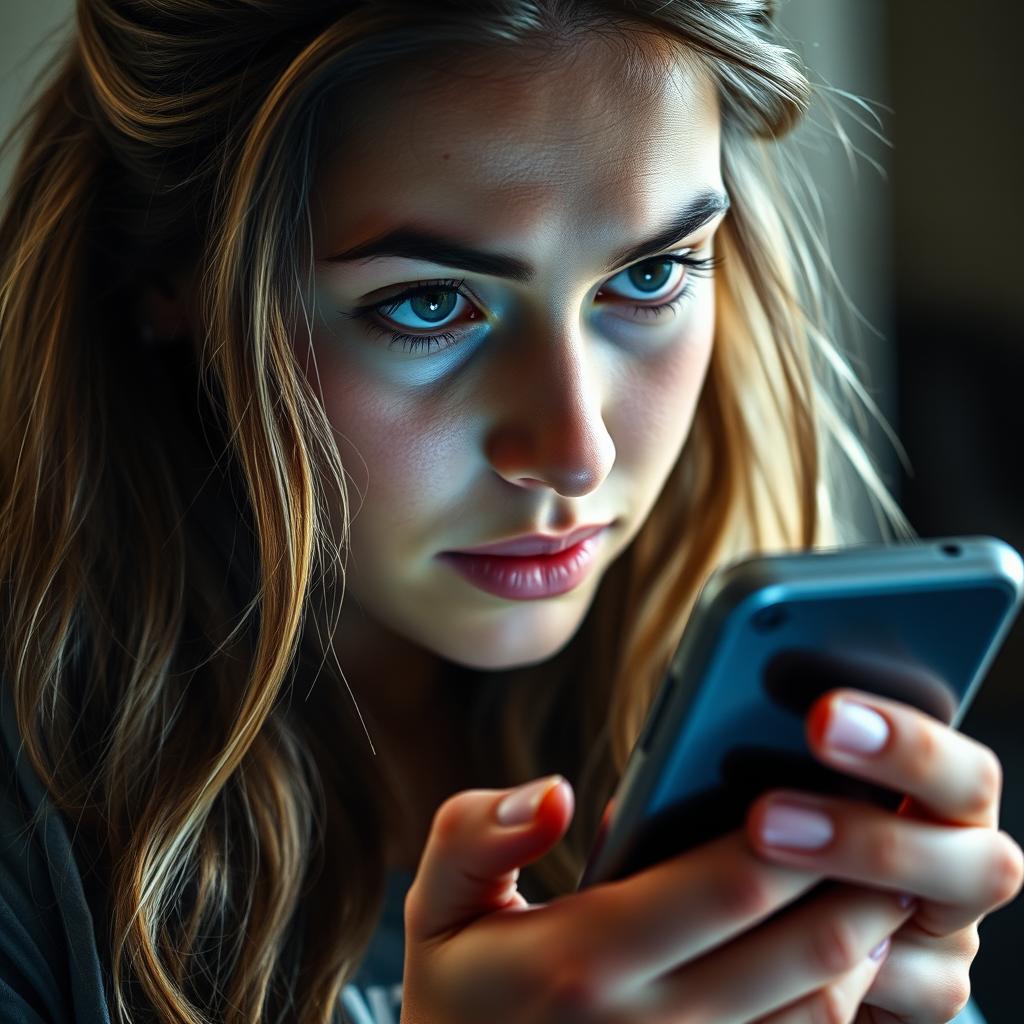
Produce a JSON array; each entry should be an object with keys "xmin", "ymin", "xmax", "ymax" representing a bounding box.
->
[
  {"xmin": 825, "ymin": 699, "xmax": 890, "ymax": 756},
  {"xmin": 496, "ymin": 775, "xmax": 565, "ymax": 826},
  {"xmin": 760, "ymin": 801, "xmax": 834, "ymax": 849},
  {"xmin": 869, "ymin": 936, "xmax": 891, "ymax": 962}
]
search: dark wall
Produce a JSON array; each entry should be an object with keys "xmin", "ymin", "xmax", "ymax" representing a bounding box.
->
[{"xmin": 888, "ymin": 4, "xmax": 1024, "ymax": 1021}]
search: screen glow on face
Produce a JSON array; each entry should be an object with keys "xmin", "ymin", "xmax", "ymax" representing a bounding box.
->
[
  {"xmin": 323, "ymin": 189, "xmax": 729, "ymax": 355},
  {"xmin": 298, "ymin": 39, "xmax": 726, "ymax": 683}
]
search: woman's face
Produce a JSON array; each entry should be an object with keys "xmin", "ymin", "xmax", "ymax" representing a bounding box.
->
[{"xmin": 300, "ymin": 36, "xmax": 727, "ymax": 678}]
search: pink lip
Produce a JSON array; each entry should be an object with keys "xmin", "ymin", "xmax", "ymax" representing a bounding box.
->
[
  {"xmin": 448, "ymin": 523, "xmax": 611, "ymax": 557},
  {"xmin": 438, "ymin": 528, "xmax": 608, "ymax": 600}
]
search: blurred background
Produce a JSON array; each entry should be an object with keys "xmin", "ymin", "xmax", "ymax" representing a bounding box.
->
[{"xmin": 2, "ymin": 1, "xmax": 1021, "ymax": 1020}]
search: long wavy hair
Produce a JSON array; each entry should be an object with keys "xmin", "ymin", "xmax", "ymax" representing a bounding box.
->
[{"xmin": 0, "ymin": 1, "xmax": 915, "ymax": 1021}]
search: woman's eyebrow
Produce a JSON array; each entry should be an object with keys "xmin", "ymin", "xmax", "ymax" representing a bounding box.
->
[{"xmin": 320, "ymin": 187, "xmax": 730, "ymax": 283}]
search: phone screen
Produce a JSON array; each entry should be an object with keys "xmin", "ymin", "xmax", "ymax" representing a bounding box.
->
[{"xmin": 577, "ymin": 538, "xmax": 1023, "ymax": 891}]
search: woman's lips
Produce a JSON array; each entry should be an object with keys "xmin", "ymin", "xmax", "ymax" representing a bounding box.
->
[
  {"xmin": 437, "ymin": 527, "xmax": 608, "ymax": 600},
  {"xmin": 448, "ymin": 523, "xmax": 611, "ymax": 557}
]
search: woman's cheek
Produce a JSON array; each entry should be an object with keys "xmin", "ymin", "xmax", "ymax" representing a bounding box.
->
[
  {"xmin": 609, "ymin": 287, "xmax": 715, "ymax": 471},
  {"xmin": 313, "ymin": 344, "xmax": 477, "ymax": 581},
  {"xmin": 321, "ymin": 367, "xmax": 446, "ymax": 506}
]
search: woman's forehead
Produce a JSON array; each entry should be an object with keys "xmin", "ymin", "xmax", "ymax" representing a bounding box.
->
[
  {"xmin": 323, "ymin": 25, "xmax": 712, "ymax": 131},
  {"xmin": 312, "ymin": 40, "xmax": 721, "ymax": 257}
]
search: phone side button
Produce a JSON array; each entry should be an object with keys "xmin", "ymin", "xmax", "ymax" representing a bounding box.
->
[{"xmin": 639, "ymin": 683, "xmax": 674, "ymax": 753}]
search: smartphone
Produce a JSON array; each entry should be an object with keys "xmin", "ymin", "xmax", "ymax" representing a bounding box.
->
[{"xmin": 576, "ymin": 535, "xmax": 1024, "ymax": 891}]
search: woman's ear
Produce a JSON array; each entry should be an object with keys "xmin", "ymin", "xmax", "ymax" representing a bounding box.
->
[{"xmin": 135, "ymin": 271, "xmax": 194, "ymax": 345}]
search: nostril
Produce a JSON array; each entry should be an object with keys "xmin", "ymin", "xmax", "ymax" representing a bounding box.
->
[{"xmin": 503, "ymin": 475, "xmax": 539, "ymax": 490}]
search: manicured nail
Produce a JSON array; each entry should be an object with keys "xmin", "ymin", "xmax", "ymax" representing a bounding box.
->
[
  {"xmin": 760, "ymin": 801, "xmax": 834, "ymax": 849},
  {"xmin": 496, "ymin": 775, "xmax": 564, "ymax": 826},
  {"xmin": 869, "ymin": 936, "xmax": 891, "ymax": 962},
  {"xmin": 825, "ymin": 699, "xmax": 889, "ymax": 756}
]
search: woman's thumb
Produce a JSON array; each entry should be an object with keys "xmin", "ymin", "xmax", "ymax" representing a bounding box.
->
[{"xmin": 405, "ymin": 774, "xmax": 574, "ymax": 943}]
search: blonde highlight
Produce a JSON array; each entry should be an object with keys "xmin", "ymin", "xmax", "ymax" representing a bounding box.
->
[{"xmin": 0, "ymin": 2, "xmax": 914, "ymax": 1021}]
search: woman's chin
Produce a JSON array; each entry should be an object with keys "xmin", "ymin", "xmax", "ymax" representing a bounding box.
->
[
  {"xmin": 443, "ymin": 645, "xmax": 565, "ymax": 673},
  {"xmin": 426, "ymin": 602, "xmax": 592, "ymax": 673}
]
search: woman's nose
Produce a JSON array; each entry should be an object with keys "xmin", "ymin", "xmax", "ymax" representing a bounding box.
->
[{"xmin": 482, "ymin": 324, "xmax": 616, "ymax": 498}]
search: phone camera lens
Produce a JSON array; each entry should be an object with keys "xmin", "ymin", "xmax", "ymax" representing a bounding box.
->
[
  {"xmin": 752, "ymin": 604, "xmax": 788, "ymax": 632},
  {"xmin": 941, "ymin": 544, "xmax": 962, "ymax": 557}
]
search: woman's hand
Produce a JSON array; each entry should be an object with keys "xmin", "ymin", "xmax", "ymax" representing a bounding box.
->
[
  {"xmin": 745, "ymin": 688, "xmax": 1024, "ymax": 1022},
  {"xmin": 400, "ymin": 776, "xmax": 917, "ymax": 1024}
]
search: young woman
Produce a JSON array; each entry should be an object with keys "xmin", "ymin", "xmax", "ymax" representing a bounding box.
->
[{"xmin": 1, "ymin": 2, "xmax": 1020, "ymax": 1023}]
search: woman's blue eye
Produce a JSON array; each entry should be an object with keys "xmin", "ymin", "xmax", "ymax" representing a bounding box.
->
[
  {"xmin": 385, "ymin": 287, "xmax": 462, "ymax": 327},
  {"xmin": 614, "ymin": 258, "xmax": 682, "ymax": 300},
  {"xmin": 339, "ymin": 252, "xmax": 723, "ymax": 355}
]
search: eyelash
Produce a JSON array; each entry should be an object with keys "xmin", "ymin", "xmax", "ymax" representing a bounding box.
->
[{"xmin": 339, "ymin": 252, "xmax": 724, "ymax": 354}]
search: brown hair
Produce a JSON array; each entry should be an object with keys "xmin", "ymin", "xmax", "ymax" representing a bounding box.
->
[{"xmin": 0, "ymin": 1, "xmax": 912, "ymax": 1021}]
